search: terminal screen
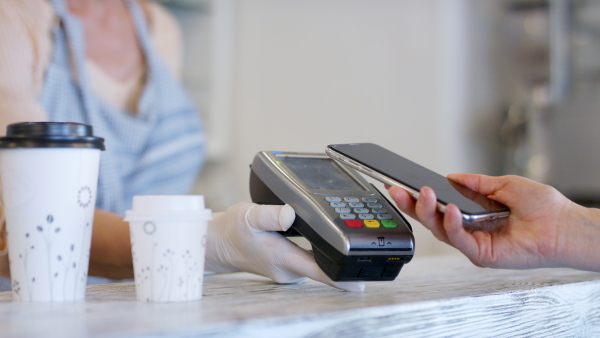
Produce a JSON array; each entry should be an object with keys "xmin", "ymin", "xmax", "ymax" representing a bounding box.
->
[{"xmin": 280, "ymin": 156, "xmax": 364, "ymax": 191}]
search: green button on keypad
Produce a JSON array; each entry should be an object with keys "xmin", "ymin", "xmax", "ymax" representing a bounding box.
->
[{"xmin": 381, "ymin": 220, "xmax": 398, "ymax": 228}]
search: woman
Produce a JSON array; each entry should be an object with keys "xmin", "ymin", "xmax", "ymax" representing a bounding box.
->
[{"xmin": 0, "ymin": 0, "xmax": 363, "ymax": 292}]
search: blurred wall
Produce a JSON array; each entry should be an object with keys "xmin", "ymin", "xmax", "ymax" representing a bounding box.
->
[{"xmin": 172, "ymin": 0, "xmax": 506, "ymax": 256}]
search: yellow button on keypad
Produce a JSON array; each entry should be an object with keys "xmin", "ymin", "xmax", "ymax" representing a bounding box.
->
[{"xmin": 364, "ymin": 220, "xmax": 380, "ymax": 228}]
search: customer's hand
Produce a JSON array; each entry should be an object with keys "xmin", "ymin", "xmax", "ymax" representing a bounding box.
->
[
  {"xmin": 205, "ymin": 202, "xmax": 365, "ymax": 292},
  {"xmin": 388, "ymin": 174, "xmax": 600, "ymax": 271}
]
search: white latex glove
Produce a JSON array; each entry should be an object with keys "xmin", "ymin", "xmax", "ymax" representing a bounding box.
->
[{"xmin": 205, "ymin": 202, "xmax": 365, "ymax": 292}]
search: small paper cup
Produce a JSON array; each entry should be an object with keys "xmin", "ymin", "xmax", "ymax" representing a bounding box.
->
[{"xmin": 125, "ymin": 195, "xmax": 212, "ymax": 302}]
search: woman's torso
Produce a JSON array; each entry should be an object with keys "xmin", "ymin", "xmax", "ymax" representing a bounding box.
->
[{"xmin": 40, "ymin": 0, "xmax": 206, "ymax": 215}]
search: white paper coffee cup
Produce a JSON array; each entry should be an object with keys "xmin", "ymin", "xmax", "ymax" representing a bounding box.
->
[
  {"xmin": 125, "ymin": 195, "xmax": 212, "ymax": 302},
  {"xmin": 0, "ymin": 122, "xmax": 105, "ymax": 302}
]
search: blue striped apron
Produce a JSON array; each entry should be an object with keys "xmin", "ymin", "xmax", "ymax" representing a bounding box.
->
[{"xmin": 41, "ymin": 0, "xmax": 206, "ymax": 216}]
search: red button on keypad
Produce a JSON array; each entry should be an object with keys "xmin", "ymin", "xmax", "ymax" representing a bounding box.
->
[{"xmin": 344, "ymin": 219, "xmax": 363, "ymax": 228}]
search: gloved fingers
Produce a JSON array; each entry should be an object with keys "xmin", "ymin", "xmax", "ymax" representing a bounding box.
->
[
  {"xmin": 282, "ymin": 246, "xmax": 365, "ymax": 292},
  {"xmin": 246, "ymin": 204, "xmax": 296, "ymax": 232},
  {"xmin": 267, "ymin": 270, "xmax": 307, "ymax": 284}
]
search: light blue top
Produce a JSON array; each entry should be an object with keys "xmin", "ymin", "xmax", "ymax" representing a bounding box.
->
[{"xmin": 41, "ymin": 0, "xmax": 206, "ymax": 216}]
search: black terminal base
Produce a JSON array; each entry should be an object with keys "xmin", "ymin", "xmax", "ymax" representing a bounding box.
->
[
  {"xmin": 291, "ymin": 211, "xmax": 405, "ymax": 281},
  {"xmin": 312, "ymin": 245, "xmax": 404, "ymax": 281}
]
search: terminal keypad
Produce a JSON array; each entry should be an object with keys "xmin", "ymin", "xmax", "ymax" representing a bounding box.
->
[{"xmin": 328, "ymin": 196, "xmax": 398, "ymax": 229}]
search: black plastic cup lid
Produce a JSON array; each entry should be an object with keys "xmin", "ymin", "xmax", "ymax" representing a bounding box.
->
[{"xmin": 0, "ymin": 122, "xmax": 105, "ymax": 150}]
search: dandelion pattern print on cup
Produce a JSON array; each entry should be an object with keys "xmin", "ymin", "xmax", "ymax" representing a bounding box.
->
[
  {"xmin": 77, "ymin": 186, "xmax": 92, "ymax": 208},
  {"xmin": 131, "ymin": 220, "xmax": 204, "ymax": 302},
  {"xmin": 9, "ymin": 184, "xmax": 94, "ymax": 301}
]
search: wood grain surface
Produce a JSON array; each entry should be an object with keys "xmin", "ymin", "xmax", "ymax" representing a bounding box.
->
[{"xmin": 0, "ymin": 254, "xmax": 599, "ymax": 337}]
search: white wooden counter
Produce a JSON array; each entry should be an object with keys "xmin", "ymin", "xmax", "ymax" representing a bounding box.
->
[{"xmin": 1, "ymin": 253, "xmax": 599, "ymax": 337}]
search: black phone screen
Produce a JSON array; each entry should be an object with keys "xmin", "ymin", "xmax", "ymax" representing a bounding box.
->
[{"xmin": 327, "ymin": 143, "xmax": 508, "ymax": 216}]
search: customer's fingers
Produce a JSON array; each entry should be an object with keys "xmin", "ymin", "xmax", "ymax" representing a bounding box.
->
[
  {"xmin": 442, "ymin": 204, "xmax": 482, "ymax": 265},
  {"xmin": 415, "ymin": 187, "xmax": 450, "ymax": 244},
  {"xmin": 387, "ymin": 186, "xmax": 418, "ymax": 220}
]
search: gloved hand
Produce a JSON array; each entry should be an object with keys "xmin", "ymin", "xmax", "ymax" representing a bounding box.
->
[{"xmin": 205, "ymin": 202, "xmax": 365, "ymax": 292}]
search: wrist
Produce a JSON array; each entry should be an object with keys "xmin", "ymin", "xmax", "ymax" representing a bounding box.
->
[
  {"xmin": 204, "ymin": 214, "xmax": 238, "ymax": 274},
  {"xmin": 0, "ymin": 223, "xmax": 9, "ymax": 278},
  {"xmin": 88, "ymin": 209, "xmax": 134, "ymax": 279},
  {"xmin": 558, "ymin": 204, "xmax": 600, "ymax": 271}
]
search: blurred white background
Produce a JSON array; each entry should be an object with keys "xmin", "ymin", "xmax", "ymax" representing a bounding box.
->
[
  {"xmin": 164, "ymin": 0, "xmax": 600, "ymax": 256},
  {"xmin": 164, "ymin": 0, "xmax": 506, "ymax": 257}
]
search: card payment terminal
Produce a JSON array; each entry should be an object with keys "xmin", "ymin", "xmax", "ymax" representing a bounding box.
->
[{"xmin": 250, "ymin": 151, "xmax": 415, "ymax": 281}]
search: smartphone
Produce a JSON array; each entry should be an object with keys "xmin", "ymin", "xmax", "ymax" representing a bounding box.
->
[{"xmin": 325, "ymin": 143, "xmax": 510, "ymax": 224}]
